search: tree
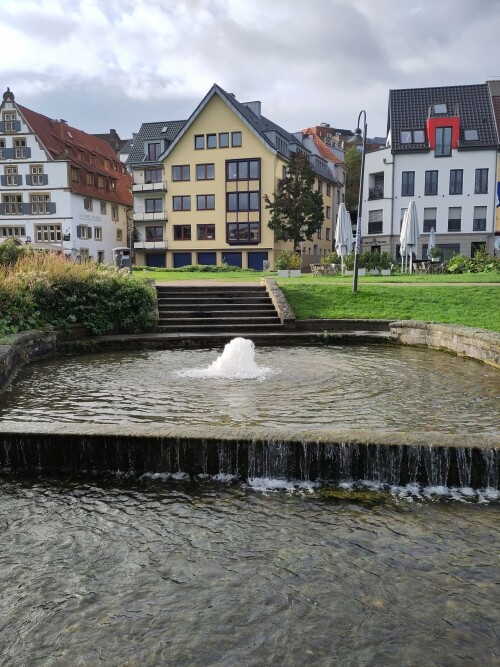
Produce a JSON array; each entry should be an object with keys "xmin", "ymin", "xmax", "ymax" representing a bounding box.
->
[
  {"xmin": 264, "ymin": 151, "xmax": 324, "ymax": 251},
  {"xmin": 344, "ymin": 145, "xmax": 362, "ymax": 217}
]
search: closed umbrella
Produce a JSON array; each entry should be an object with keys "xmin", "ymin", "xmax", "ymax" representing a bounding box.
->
[
  {"xmin": 400, "ymin": 208, "xmax": 409, "ymax": 273},
  {"xmin": 405, "ymin": 201, "xmax": 420, "ymax": 274},
  {"xmin": 427, "ymin": 227, "xmax": 436, "ymax": 259},
  {"xmin": 335, "ymin": 203, "xmax": 353, "ymax": 274}
]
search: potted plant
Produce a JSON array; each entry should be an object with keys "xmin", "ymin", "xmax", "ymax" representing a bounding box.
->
[
  {"xmin": 275, "ymin": 250, "xmax": 302, "ymax": 277},
  {"xmin": 343, "ymin": 252, "xmax": 354, "ymax": 275},
  {"xmin": 379, "ymin": 251, "xmax": 392, "ymax": 276},
  {"xmin": 428, "ymin": 245, "xmax": 441, "ymax": 262}
]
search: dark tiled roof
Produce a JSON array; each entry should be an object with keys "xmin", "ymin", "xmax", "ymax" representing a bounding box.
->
[
  {"xmin": 126, "ymin": 120, "xmax": 186, "ymax": 165},
  {"xmin": 389, "ymin": 84, "xmax": 498, "ymax": 151}
]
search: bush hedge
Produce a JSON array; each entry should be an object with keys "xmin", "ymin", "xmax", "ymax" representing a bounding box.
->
[{"xmin": 0, "ymin": 253, "xmax": 157, "ymax": 336}]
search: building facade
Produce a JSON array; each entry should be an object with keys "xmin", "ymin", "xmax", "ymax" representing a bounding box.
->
[
  {"xmin": 0, "ymin": 88, "xmax": 132, "ymax": 262},
  {"xmin": 128, "ymin": 85, "xmax": 336, "ymax": 269},
  {"xmin": 362, "ymin": 83, "xmax": 499, "ymax": 259}
]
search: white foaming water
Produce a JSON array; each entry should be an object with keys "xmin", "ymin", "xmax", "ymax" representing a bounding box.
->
[{"xmin": 177, "ymin": 337, "xmax": 274, "ymax": 380}]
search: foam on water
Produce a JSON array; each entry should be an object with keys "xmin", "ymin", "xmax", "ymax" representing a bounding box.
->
[{"xmin": 176, "ymin": 337, "xmax": 275, "ymax": 380}]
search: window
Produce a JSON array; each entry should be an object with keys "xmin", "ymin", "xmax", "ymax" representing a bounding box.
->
[
  {"xmin": 145, "ymin": 168, "xmax": 162, "ymax": 183},
  {"xmin": 86, "ymin": 172, "xmax": 94, "ymax": 187},
  {"xmin": 401, "ymin": 129, "xmax": 425, "ymax": 144},
  {"xmin": 423, "ymin": 208, "xmax": 437, "ymax": 233},
  {"xmin": 172, "ymin": 195, "xmax": 191, "ymax": 211},
  {"xmin": 116, "ymin": 229, "xmax": 123, "ymax": 242},
  {"xmin": 71, "ymin": 167, "xmax": 79, "ymax": 182},
  {"xmin": 227, "ymin": 191, "xmax": 259, "ymax": 211},
  {"xmin": 97, "ymin": 176, "xmax": 106, "ymax": 189},
  {"xmin": 0, "ymin": 226, "xmax": 25, "ymax": 237},
  {"xmin": 173, "ymin": 224, "xmax": 191, "ymax": 240},
  {"xmin": 413, "ymin": 130, "xmax": 425, "ymax": 143},
  {"xmin": 146, "ymin": 226, "xmax": 163, "ymax": 241},
  {"xmin": 145, "ymin": 198, "xmax": 163, "ymax": 213},
  {"xmin": 401, "ymin": 130, "xmax": 412, "ymax": 144},
  {"xmin": 317, "ymin": 180, "xmax": 323, "ymax": 193},
  {"xmin": 447, "ymin": 207, "xmax": 461, "ymax": 232},
  {"xmin": 434, "ymin": 103, "xmax": 447, "ymax": 114},
  {"xmin": 13, "ymin": 138, "xmax": 27, "ymax": 158},
  {"xmin": 172, "ymin": 165, "xmax": 190, "ymax": 181},
  {"xmin": 449, "ymin": 169, "xmax": 463, "ymax": 195},
  {"xmin": 196, "ymin": 194, "xmax": 215, "ymax": 210},
  {"xmin": 111, "ymin": 205, "xmax": 118, "ymax": 221},
  {"xmin": 197, "ymin": 224, "xmax": 215, "ymax": 240},
  {"xmin": 368, "ymin": 210, "xmax": 383, "ymax": 235},
  {"xmin": 4, "ymin": 165, "xmax": 19, "ymax": 186},
  {"xmin": 226, "ymin": 159, "xmax": 260, "ymax": 181},
  {"xmin": 317, "ymin": 227, "xmax": 322, "ymax": 239},
  {"xmin": 464, "ymin": 129, "xmax": 478, "ymax": 141},
  {"xmin": 196, "ymin": 163, "xmax": 215, "ymax": 180},
  {"xmin": 30, "ymin": 165, "xmax": 44, "ymax": 185},
  {"xmin": 231, "ymin": 131, "xmax": 242, "ymax": 147},
  {"xmin": 227, "ymin": 222, "xmax": 260, "ymax": 242},
  {"xmin": 473, "ymin": 206, "xmax": 487, "ymax": 231},
  {"xmin": 147, "ymin": 142, "xmax": 161, "ymax": 160},
  {"xmin": 194, "ymin": 135, "xmax": 205, "ymax": 150},
  {"xmin": 326, "ymin": 206, "xmax": 331, "ymax": 219},
  {"xmin": 2, "ymin": 194, "xmax": 22, "ymax": 214},
  {"xmin": 84, "ymin": 198, "xmax": 93, "ymax": 211},
  {"xmin": 0, "ymin": 139, "xmax": 5, "ymax": 159},
  {"xmin": 207, "ymin": 134, "xmax": 217, "ymax": 149},
  {"xmin": 100, "ymin": 201, "xmax": 107, "ymax": 215},
  {"xmin": 3, "ymin": 111, "xmax": 17, "ymax": 132},
  {"xmin": 94, "ymin": 227, "xmax": 102, "ymax": 241},
  {"xmin": 424, "ymin": 170, "xmax": 438, "ymax": 195},
  {"xmin": 401, "ymin": 171, "xmax": 414, "ymax": 196},
  {"xmin": 326, "ymin": 228, "xmax": 331, "ymax": 241},
  {"xmin": 219, "ymin": 132, "xmax": 229, "ymax": 148},
  {"xmin": 475, "ymin": 168, "xmax": 488, "ymax": 194},
  {"xmin": 326, "ymin": 184, "xmax": 331, "ymax": 197},
  {"xmin": 35, "ymin": 224, "xmax": 61, "ymax": 242},
  {"xmin": 30, "ymin": 194, "xmax": 51, "ymax": 214},
  {"xmin": 435, "ymin": 127, "xmax": 452, "ymax": 157}
]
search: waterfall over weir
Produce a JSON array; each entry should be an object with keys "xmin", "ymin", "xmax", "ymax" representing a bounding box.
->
[{"xmin": 1, "ymin": 426, "xmax": 498, "ymax": 491}]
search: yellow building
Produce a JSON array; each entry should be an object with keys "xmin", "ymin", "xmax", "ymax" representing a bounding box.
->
[{"xmin": 128, "ymin": 85, "xmax": 336, "ymax": 269}]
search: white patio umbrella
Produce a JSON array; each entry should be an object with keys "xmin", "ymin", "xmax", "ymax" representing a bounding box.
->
[
  {"xmin": 335, "ymin": 203, "xmax": 353, "ymax": 274},
  {"xmin": 427, "ymin": 227, "xmax": 436, "ymax": 259},
  {"xmin": 400, "ymin": 208, "xmax": 409, "ymax": 273},
  {"xmin": 404, "ymin": 201, "xmax": 420, "ymax": 274}
]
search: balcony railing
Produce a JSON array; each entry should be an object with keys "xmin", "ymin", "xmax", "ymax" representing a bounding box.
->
[
  {"xmin": 368, "ymin": 186, "xmax": 384, "ymax": 200},
  {"xmin": 132, "ymin": 181, "xmax": 167, "ymax": 193},
  {"xmin": 133, "ymin": 211, "xmax": 168, "ymax": 222},
  {"xmin": 133, "ymin": 240, "xmax": 168, "ymax": 250}
]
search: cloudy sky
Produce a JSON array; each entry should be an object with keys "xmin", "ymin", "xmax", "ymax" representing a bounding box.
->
[{"xmin": 1, "ymin": 0, "xmax": 500, "ymax": 140}]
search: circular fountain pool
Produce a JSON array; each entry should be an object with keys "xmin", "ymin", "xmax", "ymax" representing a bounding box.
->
[{"xmin": 2, "ymin": 343, "xmax": 499, "ymax": 434}]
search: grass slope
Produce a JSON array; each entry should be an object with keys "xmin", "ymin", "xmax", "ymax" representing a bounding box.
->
[{"xmin": 280, "ymin": 284, "xmax": 500, "ymax": 332}]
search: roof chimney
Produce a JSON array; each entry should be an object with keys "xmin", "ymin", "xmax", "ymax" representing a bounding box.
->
[{"xmin": 242, "ymin": 101, "xmax": 261, "ymax": 118}]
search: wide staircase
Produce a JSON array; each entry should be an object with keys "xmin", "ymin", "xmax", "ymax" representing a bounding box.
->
[{"xmin": 156, "ymin": 285, "xmax": 283, "ymax": 334}]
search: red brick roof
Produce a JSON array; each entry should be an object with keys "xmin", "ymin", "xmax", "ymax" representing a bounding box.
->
[
  {"xmin": 301, "ymin": 127, "xmax": 343, "ymax": 164},
  {"xmin": 18, "ymin": 103, "xmax": 132, "ymax": 206}
]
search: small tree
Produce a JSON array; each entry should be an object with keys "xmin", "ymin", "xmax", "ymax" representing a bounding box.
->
[
  {"xmin": 344, "ymin": 145, "xmax": 362, "ymax": 217},
  {"xmin": 264, "ymin": 152, "xmax": 324, "ymax": 251}
]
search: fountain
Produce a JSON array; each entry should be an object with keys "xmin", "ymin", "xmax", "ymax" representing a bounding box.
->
[{"xmin": 0, "ymin": 336, "xmax": 499, "ymax": 665}]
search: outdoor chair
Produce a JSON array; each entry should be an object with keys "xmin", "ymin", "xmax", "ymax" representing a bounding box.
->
[{"xmin": 310, "ymin": 264, "xmax": 324, "ymax": 276}]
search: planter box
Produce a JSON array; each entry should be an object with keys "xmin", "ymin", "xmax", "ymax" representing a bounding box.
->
[
  {"xmin": 381, "ymin": 269, "xmax": 391, "ymax": 276},
  {"xmin": 289, "ymin": 269, "xmax": 301, "ymax": 277},
  {"xmin": 277, "ymin": 269, "xmax": 301, "ymax": 277},
  {"xmin": 368, "ymin": 269, "xmax": 380, "ymax": 276},
  {"xmin": 358, "ymin": 268, "xmax": 366, "ymax": 276},
  {"xmin": 344, "ymin": 270, "xmax": 354, "ymax": 276}
]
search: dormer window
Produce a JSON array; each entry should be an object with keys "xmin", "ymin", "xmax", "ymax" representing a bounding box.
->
[
  {"xmin": 434, "ymin": 103, "xmax": 447, "ymax": 114},
  {"xmin": 435, "ymin": 127, "xmax": 452, "ymax": 157},
  {"xmin": 401, "ymin": 129, "xmax": 425, "ymax": 144},
  {"xmin": 147, "ymin": 142, "xmax": 161, "ymax": 160},
  {"xmin": 464, "ymin": 129, "xmax": 478, "ymax": 141}
]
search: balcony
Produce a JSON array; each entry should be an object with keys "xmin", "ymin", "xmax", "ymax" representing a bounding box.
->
[
  {"xmin": 132, "ymin": 181, "xmax": 167, "ymax": 193},
  {"xmin": 133, "ymin": 210, "xmax": 168, "ymax": 222},
  {"xmin": 133, "ymin": 240, "xmax": 168, "ymax": 250}
]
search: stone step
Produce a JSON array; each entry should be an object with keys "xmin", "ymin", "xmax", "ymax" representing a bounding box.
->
[
  {"xmin": 157, "ymin": 323, "xmax": 283, "ymax": 333},
  {"xmin": 157, "ymin": 297, "xmax": 273, "ymax": 305},
  {"xmin": 158, "ymin": 309, "xmax": 276, "ymax": 318},
  {"xmin": 158, "ymin": 303, "xmax": 275, "ymax": 312},
  {"xmin": 156, "ymin": 286, "xmax": 266, "ymax": 295},
  {"xmin": 158, "ymin": 316, "xmax": 281, "ymax": 326}
]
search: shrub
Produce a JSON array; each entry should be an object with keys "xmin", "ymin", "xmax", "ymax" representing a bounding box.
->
[
  {"xmin": 0, "ymin": 254, "xmax": 157, "ymax": 336},
  {"xmin": 320, "ymin": 251, "xmax": 339, "ymax": 266},
  {"xmin": 0, "ymin": 239, "xmax": 26, "ymax": 266},
  {"xmin": 446, "ymin": 250, "xmax": 500, "ymax": 274},
  {"xmin": 275, "ymin": 250, "xmax": 301, "ymax": 270}
]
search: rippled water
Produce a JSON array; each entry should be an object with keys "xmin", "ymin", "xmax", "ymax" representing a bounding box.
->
[
  {"xmin": 0, "ymin": 479, "xmax": 498, "ymax": 667},
  {"xmin": 2, "ymin": 345, "xmax": 499, "ymax": 434}
]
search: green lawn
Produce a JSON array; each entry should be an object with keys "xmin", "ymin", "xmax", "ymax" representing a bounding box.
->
[{"xmin": 280, "ymin": 284, "xmax": 500, "ymax": 332}]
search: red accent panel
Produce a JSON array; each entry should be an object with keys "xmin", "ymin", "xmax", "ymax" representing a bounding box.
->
[{"xmin": 427, "ymin": 117, "xmax": 460, "ymax": 150}]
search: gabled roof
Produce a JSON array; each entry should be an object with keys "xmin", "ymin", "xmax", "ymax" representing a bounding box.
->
[
  {"xmin": 126, "ymin": 120, "xmax": 187, "ymax": 165},
  {"xmin": 157, "ymin": 84, "xmax": 309, "ymax": 163},
  {"xmin": 389, "ymin": 84, "xmax": 498, "ymax": 151},
  {"xmin": 13, "ymin": 103, "xmax": 132, "ymax": 205}
]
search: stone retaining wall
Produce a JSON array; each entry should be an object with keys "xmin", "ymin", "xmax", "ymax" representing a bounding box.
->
[
  {"xmin": 261, "ymin": 277, "xmax": 296, "ymax": 328},
  {"xmin": 0, "ymin": 331, "xmax": 57, "ymax": 392},
  {"xmin": 389, "ymin": 321, "xmax": 500, "ymax": 369}
]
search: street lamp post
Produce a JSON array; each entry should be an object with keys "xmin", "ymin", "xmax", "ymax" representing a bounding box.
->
[{"xmin": 348, "ymin": 111, "xmax": 367, "ymax": 293}]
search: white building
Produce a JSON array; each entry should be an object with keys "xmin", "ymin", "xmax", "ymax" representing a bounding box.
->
[
  {"xmin": 0, "ymin": 88, "xmax": 132, "ymax": 262},
  {"xmin": 362, "ymin": 83, "xmax": 499, "ymax": 260}
]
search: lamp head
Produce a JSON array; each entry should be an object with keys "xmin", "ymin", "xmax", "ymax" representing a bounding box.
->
[{"xmin": 348, "ymin": 128, "xmax": 363, "ymax": 145}]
